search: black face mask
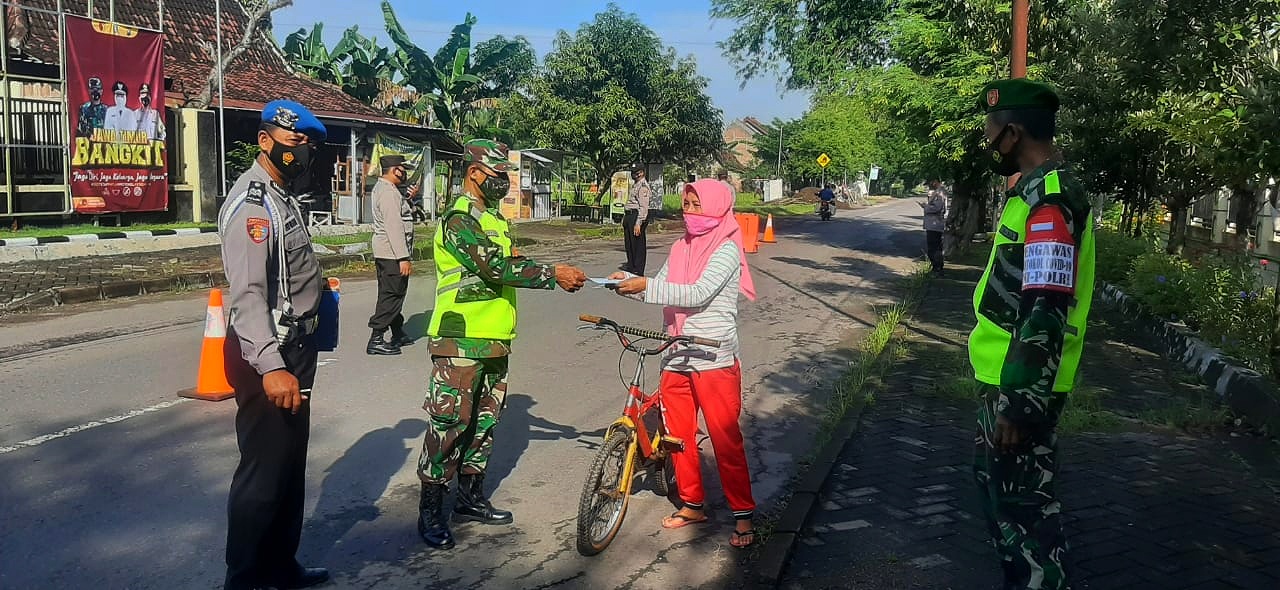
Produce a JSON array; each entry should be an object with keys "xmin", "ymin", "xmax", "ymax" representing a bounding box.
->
[
  {"xmin": 267, "ymin": 138, "xmax": 313, "ymax": 181},
  {"xmin": 987, "ymin": 125, "xmax": 1020, "ymax": 177},
  {"xmin": 480, "ymin": 173, "xmax": 510, "ymax": 205}
]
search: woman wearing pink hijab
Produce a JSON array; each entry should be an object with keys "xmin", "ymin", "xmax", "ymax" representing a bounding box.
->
[{"xmin": 610, "ymin": 178, "xmax": 759, "ymax": 547}]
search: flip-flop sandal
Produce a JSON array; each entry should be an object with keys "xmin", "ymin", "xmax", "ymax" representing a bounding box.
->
[
  {"xmin": 730, "ymin": 528, "xmax": 757, "ymax": 548},
  {"xmin": 662, "ymin": 511, "xmax": 708, "ymax": 529}
]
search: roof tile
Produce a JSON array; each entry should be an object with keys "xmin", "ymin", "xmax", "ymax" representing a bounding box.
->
[{"xmin": 15, "ymin": 0, "xmax": 394, "ymax": 120}]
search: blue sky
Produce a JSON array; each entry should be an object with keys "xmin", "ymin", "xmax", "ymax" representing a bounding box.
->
[{"xmin": 269, "ymin": 0, "xmax": 810, "ymax": 124}]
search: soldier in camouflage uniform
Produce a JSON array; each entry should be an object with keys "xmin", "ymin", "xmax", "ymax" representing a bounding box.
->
[
  {"xmin": 76, "ymin": 77, "xmax": 106, "ymax": 137},
  {"xmin": 969, "ymin": 80, "xmax": 1096, "ymax": 590},
  {"xmin": 415, "ymin": 139, "xmax": 587, "ymax": 550}
]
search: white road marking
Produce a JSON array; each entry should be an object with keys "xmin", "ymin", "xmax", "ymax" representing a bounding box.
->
[
  {"xmin": 0, "ymin": 398, "xmax": 192, "ymax": 455},
  {"xmin": 317, "ymin": 358, "xmax": 338, "ymax": 367}
]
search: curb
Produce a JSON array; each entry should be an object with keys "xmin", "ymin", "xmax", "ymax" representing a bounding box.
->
[
  {"xmin": 753, "ymin": 412, "xmax": 865, "ymax": 588},
  {"xmin": 0, "ymin": 227, "xmax": 218, "ymax": 247},
  {"xmin": 0, "ymin": 253, "xmax": 376, "ymax": 314},
  {"xmin": 1098, "ymin": 282, "xmax": 1280, "ymax": 434},
  {"xmin": 0, "ymin": 225, "xmax": 589, "ymax": 314}
]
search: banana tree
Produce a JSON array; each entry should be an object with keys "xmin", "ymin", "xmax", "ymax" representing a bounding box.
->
[
  {"xmin": 382, "ymin": 2, "xmax": 482, "ymax": 134},
  {"xmin": 283, "ymin": 23, "xmax": 343, "ymax": 85}
]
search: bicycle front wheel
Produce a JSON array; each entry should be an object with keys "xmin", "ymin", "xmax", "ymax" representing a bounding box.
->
[{"xmin": 577, "ymin": 427, "xmax": 634, "ymax": 556}]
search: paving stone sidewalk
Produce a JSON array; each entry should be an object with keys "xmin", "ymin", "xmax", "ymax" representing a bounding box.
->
[{"xmin": 781, "ymin": 254, "xmax": 1280, "ymax": 589}]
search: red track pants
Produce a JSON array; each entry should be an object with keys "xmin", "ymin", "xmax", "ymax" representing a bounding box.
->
[{"xmin": 660, "ymin": 362, "xmax": 756, "ymax": 519}]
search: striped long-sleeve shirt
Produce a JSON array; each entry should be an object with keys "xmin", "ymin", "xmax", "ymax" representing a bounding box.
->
[{"xmin": 640, "ymin": 241, "xmax": 742, "ymax": 372}]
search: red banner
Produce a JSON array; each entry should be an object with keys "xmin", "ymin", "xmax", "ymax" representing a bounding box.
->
[{"xmin": 66, "ymin": 16, "xmax": 167, "ymax": 213}]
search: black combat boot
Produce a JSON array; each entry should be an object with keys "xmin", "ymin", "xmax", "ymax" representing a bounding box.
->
[
  {"xmin": 417, "ymin": 483, "xmax": 455, "ymax": 549},
  {"xmin": 454, "ymin": 473, "xmax": 513, "ymax": 525},
  {"xmin": 366, "ymin": 329, "xmax": 401, "ymax": 356},
  {"xmin": 390, "ymin": 327, "xmax": 416, "ymax": 347}
]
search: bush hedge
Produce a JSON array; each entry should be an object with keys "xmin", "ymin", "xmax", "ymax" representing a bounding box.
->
[{"xmin": 1097, "ymin": 227, "xmax": 1273, "ymax": 374}]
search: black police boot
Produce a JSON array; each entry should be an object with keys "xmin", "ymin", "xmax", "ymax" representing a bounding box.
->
[
  {"xmin": 454, "ymin": 473, "xmax": 513, "ymax": 525},
  {"xmin": 266, "ymin": 566, "xmax": 330, "ymax": 589},
  {"xmin": 366, "ymin": 329, "xmax": 401, "ymax": 356},
  {"xmin": 417, "ymin": 483, "xmax": 455, "ymax": 549},
  {"xmin": 391, "ymin": 327, "xmax": 416, "ymax": 347}
]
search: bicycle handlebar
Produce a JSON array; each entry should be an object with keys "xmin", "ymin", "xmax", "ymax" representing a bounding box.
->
[{"xmin": 579, "ymin": 314, "xmax": 721, "ymax": 348}]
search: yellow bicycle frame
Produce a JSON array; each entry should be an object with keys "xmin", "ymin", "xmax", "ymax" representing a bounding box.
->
[{"xmin": 607, "ymin": 416, "xmax": 662, "ymax": 498}]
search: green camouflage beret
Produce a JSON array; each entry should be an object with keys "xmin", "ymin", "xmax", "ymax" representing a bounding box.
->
[
  {"xmin": 978, "ymin": 79, "xmax": 1060, "ymax": 114},
  {"xmin": 463, "ymin": 138, "xmax": 514, "ymax": 172}
]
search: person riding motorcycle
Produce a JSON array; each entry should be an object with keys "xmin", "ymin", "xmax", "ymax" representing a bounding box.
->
[{"xmin": 818, "ymin": 185, "xmax": 836, "ymax": 220}]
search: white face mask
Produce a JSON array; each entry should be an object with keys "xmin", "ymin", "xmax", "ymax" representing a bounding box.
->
[{"xmin": 114, "ymin": 95, "xmax": 127, "ymax": 108}]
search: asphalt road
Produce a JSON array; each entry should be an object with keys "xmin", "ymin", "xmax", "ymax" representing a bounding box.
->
[{"xmin": 0, "ymin": 200, "xmax": 923, "ymax": 589}]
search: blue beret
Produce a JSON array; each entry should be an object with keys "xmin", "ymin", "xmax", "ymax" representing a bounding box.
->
[{"xmin": 262, "ymin": 100, "xmax": 326, "ymax": 141}]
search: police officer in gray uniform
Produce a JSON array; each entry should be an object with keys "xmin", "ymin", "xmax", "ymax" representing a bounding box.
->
[{"xmin": 218, "ymin": 100, "xmax": 329, "ymax": 590}]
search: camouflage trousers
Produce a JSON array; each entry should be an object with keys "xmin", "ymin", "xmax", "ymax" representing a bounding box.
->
[
  {"xmin": 417, "ymin": 355, "xmax": 509, "ymax": 485},
  {"xmin": 974, "ymin": 384, "xmax": 1071, "ymax": 590}
]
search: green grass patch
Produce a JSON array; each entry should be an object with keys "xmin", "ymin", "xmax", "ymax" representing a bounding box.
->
[
  {"xmin": 736, "ymin": 203, "xmax": 815, "ymax": 216},
  {"xmin": 1, "ymin": 222, "xmax": 212, "ymax": 239},
  {"xmin": 575, "ymin": 226, "xmax": 623, "ymax": 240},
  {"xmin": 312, "ymin": 232, "xmax": 373, "ymax": 246},
  {"xmin": 1058, "ymin": 386, "xmax": 1125, "ymax": 433},
  {"xmin": 1138, "ymin": 398, "xmax": 1230, "ymax": 432}
]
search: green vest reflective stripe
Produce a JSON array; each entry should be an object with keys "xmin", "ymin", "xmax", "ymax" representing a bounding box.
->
[
  {"xmin": 969, "ymin": 170, "xmax": 1096, "ymax": 392},
  {"xmin": 428, "ymin": 197, "xmax": 519, "ymax": 340}
]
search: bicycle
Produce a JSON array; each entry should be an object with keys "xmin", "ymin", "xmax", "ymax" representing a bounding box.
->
[{"xmin": 574, "ymin": 314, "xmax": 721, "ymax": 556}]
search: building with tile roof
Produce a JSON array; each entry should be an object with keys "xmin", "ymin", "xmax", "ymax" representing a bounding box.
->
[{"xmin": 2, "ymin": 0, "xmax": 462, "ymax": 223}]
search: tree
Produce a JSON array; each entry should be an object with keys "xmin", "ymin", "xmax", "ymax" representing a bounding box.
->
[
  {"xmin": 193, "ymin": 0, "xmax": 293, "ymax": 109},
  {"xmin": 782, "ymin": 95, "xmax": 882, "ymax": 185},
  {"xmin": 282, "ymin": 24, "xmax": 404, "ymax": 110},
  {"xmin": 381, "ymin": 2, "xmax": 533, "ymax": 134},
  {"xmin": 510, "ymin": 4, "xmax": 722, "ymax": 199},
  {"xmin": 710, "ymin": 0, "xmax": 897, "ymax": 90},
  {"xmin": 472, "ymin": 35, "xmax": 538, "ymax": 99}
]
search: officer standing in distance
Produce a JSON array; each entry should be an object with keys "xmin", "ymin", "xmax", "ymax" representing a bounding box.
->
[
  {"xmin": 415, "ymin": 139, "xmax": 587, "ymax": 550},
  {"xmin": 218, "ymin": 100, "xmax": 330, "ymax": 590},
  {"xmin": 367, "ymin": 154, "xmax": 418, "ymax": 356},
  {"xmin": 969, "ymin": 79, "xmax": 1095, "ymax": 590}
]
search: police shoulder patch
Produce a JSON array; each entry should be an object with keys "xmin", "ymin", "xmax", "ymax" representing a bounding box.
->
[
  {"xmin": 246, "ymin": 217, "xmax": 270, "ymax": 244},
  {"xmin": 245, "ymin": 181, "xmax": 266, "ymax": 206},
  {"xmin": 1022, "ymin": 206, "xmax": 1076, "ymax": 293}
]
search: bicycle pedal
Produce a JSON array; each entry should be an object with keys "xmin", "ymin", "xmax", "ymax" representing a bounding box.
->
[{"xmin": 660, "ymin": 435, "xmax": 685, "ymax": 451}]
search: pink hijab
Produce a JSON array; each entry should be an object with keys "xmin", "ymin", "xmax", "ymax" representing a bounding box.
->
[{"xmin": 663, "ymin": 179, "xmax": 757, "ymax": 335}]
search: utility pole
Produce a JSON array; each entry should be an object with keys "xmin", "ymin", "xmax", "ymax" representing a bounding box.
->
[
  {"xmin": 1011, "ymin": 0, "xmax": 1029, "ymax": 78},
  {"xmin": 1008, "ymin": 0, "xmax": 1030, "ymax": 190},
  {"xmin": 216, "ymin": 0, "xmax": 227, "ymax": 196},
  {"xmin": 776, "ymin": 126, "xmax": 783, "ymax": 179}
]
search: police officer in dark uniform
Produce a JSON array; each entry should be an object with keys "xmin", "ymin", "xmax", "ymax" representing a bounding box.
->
[{"xmin": 218, "ymin": 100, "xmax": 330, "ymax": 590}]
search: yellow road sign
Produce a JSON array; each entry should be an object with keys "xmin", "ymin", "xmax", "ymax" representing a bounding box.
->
[{"xmin": 817, "ymin": 153, "xmax": 831, "ymax": 168}]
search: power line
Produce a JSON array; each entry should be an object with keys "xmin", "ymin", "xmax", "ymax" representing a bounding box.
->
[{"xmin": 271, "ymin": 21, "xmax": 726, "ymax": 48}]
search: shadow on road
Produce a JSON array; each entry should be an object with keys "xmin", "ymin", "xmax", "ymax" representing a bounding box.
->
[
  {"xmin": 487, "ymin": 393, "xmax": 597, "ymax": 495},
  {"xmin": 303, "ymin": 418, "xmax": 427, "ymax": 556}
]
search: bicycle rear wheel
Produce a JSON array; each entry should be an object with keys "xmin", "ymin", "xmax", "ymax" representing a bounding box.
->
[
  {"xmin": 653, "ymin": 451, "xmax": 676, "ymax": 497},
  {"xmin": 577, "ymin": 427, "xmax": 634, "ymax": 555}
]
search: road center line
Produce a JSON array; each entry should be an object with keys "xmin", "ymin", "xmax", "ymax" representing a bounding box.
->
[{"xmin": 0, "ymin": 398, "xmax": 192, "ymax": 455}]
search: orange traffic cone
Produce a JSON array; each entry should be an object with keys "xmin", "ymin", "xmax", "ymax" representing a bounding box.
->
[
  {"xmin": 179, "ymin": 289, "xmax": 235, "ymax": 401},
  {"xmin": 761, "ymin": 214, "xmax": 777, "ymax": 243}
]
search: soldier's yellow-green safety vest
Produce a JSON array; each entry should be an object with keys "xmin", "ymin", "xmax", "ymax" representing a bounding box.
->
[
  {"xmin": 969, "ymin": 171, "xmax": 1095, "ymax": 393},
  {"xmin": 428, "ymin": 197, "xmax": 519, "ymax": 340}
]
